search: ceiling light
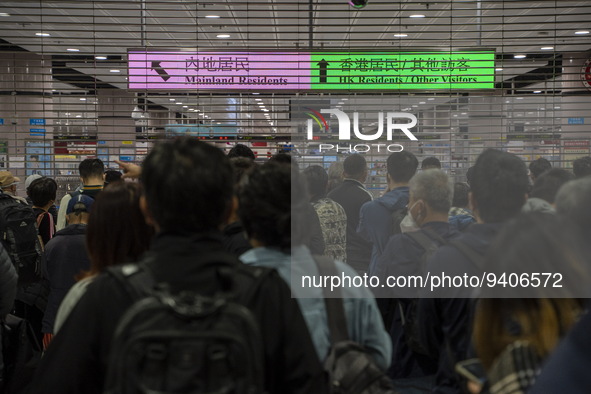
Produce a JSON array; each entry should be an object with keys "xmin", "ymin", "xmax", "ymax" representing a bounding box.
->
[
  {"xmin": 533, "ymin": 90, "xmax": 542, "ymax": 93},
  {"xmin": 461, "ymin": 112, "xmax": 467, "ymax": 115},
  {"xmin": 427, "ymin": 98, "xmax": 435, "ymax": 100},
  {"xmin": 541, "ymin": 46, "xmax": 554, "ymax": 50},
  {"xmin": 419, "ymin": 101, "xmax": 426, "ymax": 104},
  {"xmin": 109, "ymin": 69, "xmax": 121, "ymax": 73},
  {"xmin": 255, "ymin": 98, "xmax": 262, "ymax": 101},
  {"xmin": 176, "ymin": 102, "xmax": 183, "ymax": 105},
  {"xmin": 95, "ymin": 56, "xmax": 107, "ymax": 60},
  {"xmin": 169, "ymin": 98, "xmax": 175, "ymax": 101},
  {"xmin": 262, "ymin": 109, "xmax": 269, "ymax": 112},
  {"xmin": 67, "ymin": 48, "xmax": 79, "ymax": 52},
  {"xmin": 205, "ymin": 15, "xmax": 220, "ymax": 18},
  {"xmin": 216, "ymin": 34, "xmax": 231, "ymax": 38},
  {"xmin": 35, "ymin": 32, "xmax": 50, "ymax": 37},
  {"xmin": 554, "ymin": 106, "xmax": 561, "ymax": 109},
  {"xmin": 338, "ymin": 101, "xmax": 345, "ymax": 104},
  {"xmin": 182, "ymin": 106, "xmax": 188, "ymax": 108},
  {"xmin": 575, "ymin": 31, "xmax": 590, "ymax": 35},
  {"xmin": 75, "ymin": 115, "xmax": 82, "ymax": 118},
  {"xmin": 342, "ymin": 98, "xmax": 348, "ymax": 101},
  {"xmin": 516, "ymin": 97, "xmax": 524, "ymax": 100},
  {"xmin": 495, "ymin": 68, "xmax": 503, "ymax": 71},
  {"xmin": 514, "ymin": 54, "xmax": 526, "ymax": 59},
  {"xmin": 412, "ymin": 105, "xmax": 418, "ymax": 108},
  {"xmin": 0, "ymin": 13, "xmax": 10, "ymax": 17},
  {"xmin": 80, "ymin": 98, "xmax": 86, "ymax": 101},
  {"xmin": 409, "ymin": 14, "xmax": 425, "ymax": 18},
  {"xmin": 394, "ymin": 34, "xmax": 408, "ymax": 37},
  {"xmin": 252, "ymin": 92, "xmax": 260, "ymax": 95}
]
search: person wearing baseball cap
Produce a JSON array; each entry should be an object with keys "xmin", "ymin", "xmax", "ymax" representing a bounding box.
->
[
  {"xmin": 41, "ymin": 193, "xmax": 93, "ymax": 350},
  {"xmin": 0, "ymin": 170, "xmax": 27, "ymax": 204}
]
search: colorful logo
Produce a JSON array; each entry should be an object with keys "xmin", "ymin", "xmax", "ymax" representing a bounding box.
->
[
  {"xmin": 306, "ymin": 108, "xmax": 418, "ymax": 141},
  {"xmin": 304, "ymin": 107, "xmax": 329, "ymax": 133},
  {"xmin": 581, "ymin": 58, "xmax": 591, "ymax": 92}
]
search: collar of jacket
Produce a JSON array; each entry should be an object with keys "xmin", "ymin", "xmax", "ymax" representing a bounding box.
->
[{"xmin": 148, "ymin": 231, "xmax": 238, "ymax": 267}]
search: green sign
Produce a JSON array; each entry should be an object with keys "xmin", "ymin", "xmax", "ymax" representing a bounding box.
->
[{"xmin": 310, "ymin": 51, "xmax": 495, "ymax": 90}]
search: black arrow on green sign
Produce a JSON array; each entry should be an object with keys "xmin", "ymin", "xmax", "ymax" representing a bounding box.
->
[
  {"xmin": 151, "ymin": 61, "xmax": 171, "ymax": 81},
  {"xmin": 317, "ymin": 59, "xmax": 329, "ymax": 83}
]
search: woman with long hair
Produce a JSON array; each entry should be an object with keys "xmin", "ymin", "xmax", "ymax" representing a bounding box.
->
[{"xmin": 53, "ymin": 181, "xmax": 154, "ymax": 333}]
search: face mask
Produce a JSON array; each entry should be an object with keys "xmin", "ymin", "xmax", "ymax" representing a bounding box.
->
[{"xmin": 400, "ymin": 201, "xmax": 420, "ymax": 233}]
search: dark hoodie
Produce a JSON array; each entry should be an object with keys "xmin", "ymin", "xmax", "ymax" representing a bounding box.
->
[{"xmin": 41, "ymin": 224, "xmax": 90, "ymax": 334}]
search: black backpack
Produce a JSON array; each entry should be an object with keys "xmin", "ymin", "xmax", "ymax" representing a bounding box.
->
[
  {"xmin": 103, "ymin": 262, "xmax": 267, "ymax": 394},
  {"xmin": 1, "ymin": 314, "xmax": 42, "ymax": 394},
  {"xmin": 0, "ymin": 193, "xmax": 43, "ymax": 284},
  {"xmin": 314, "ymin": 255, "xmax": 396, "ymax": 394}
]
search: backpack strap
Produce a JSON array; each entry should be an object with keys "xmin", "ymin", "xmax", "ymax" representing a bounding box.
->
[
  {"xmin": 312, "ymin": 255, "xmax": 350, "ymax": 344},
  {"xmin": 107, "ymin": 263, "xmax": 156, "ymax": 300},
  {"xmin": 448, "ymin": 240, "xmax": 486, "ymax": 271}
]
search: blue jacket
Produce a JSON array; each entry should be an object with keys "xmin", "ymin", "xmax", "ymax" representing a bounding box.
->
[
  {"xmin": 418, "ymin": 223, "xmax": 503, "ymax": 394},
  {"xmin": 372, "ymin": 222, "xmax": 460, "ymax": 380},
  {"xmin": 241, "ymin": 245, "xmax": 392, "ymax": 370},
  {"xmin": 358, "ymin": 186, "xmax": 409, "ymax": 273}
]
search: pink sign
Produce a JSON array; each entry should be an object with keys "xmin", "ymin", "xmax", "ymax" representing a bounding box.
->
[{"xmin": 128, "ymin": 51, "xmax": 311, "ymax": 90}]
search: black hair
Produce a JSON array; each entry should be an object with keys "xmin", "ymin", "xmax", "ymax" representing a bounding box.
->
[
  {"xmin": 530, "ymin": 168, "xmax": 574, "ymax": 204},
  {"xmin": 104, "ymin": 170, "xmax": 123, "ymax": 184},
  {"xmin": 268, "ymin": 152, "xmax": 292, "ymax": 164},
  {"xmin": 466, "ymin": 166, "xmax": 475, "ymax": 186},
  {"xmin": 227, "ymin": 144, "xmax": 255, "ymax": 161},
  {"xmin": 239, "ymin": 162, "xmax": 307, "ymax": 251},
  {"xmin": 28, "ymin": 177, "xmax": 57, "ymax": 207},
  {"xmin": 343, "ymin": 154, "xmax": 366, "ymax": 178},
  {"xmin": 484, "ymin": 212, "xmax": 588, "ymax": 299},
  {"xmin": 529, "ymin": 158, "xmax": 552, "ymax": 180},
  {"xmin": 79, "ymin": 158, "xmax": 105, "ymax": 180},
  {"xmin": 421, "ymin": 157, "xmax": 441, "ymax": 170},
  {"xmin": 555, "ymin": 177, "xmax": 591, "ymax": 239},
  {"xmin": 387, "ymin": 150, "xmax": 418, "ymax": 183},
  {"xmin": 452, "ymin": 182, "xmax": 470, "ymax": 208},
  {"xmin": 230, "ymin": 157, "xmax": 257, "ymax": 186},
  {"xmin": 141, "ymin": 137, "xmax": 233, "ymax": 234},
  {"xmin": 573, "ymin": 156, "xmax": 591, "ymax": 178},
  {"xmin": 302, "ymin": 165, "xmax": 328, "ymax": 202},
  {"xmin": 470, "ymin": 149, "xmax": 529, "ymax": 223}
]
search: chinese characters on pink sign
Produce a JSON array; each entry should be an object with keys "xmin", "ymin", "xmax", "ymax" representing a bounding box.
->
[{"xmin": 128, "ymin": 51, "xmax": 312, "ymax": 90}]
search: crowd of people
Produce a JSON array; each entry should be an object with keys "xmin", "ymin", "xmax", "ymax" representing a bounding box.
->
[{"xmin": 0, "ymin": 139, "xmax": 590, "ymax": 393}]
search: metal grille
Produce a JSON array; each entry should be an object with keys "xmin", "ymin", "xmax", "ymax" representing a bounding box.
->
[{"xmin": 0, "ymin": 1, "xmax": 590, "ymax": 195}]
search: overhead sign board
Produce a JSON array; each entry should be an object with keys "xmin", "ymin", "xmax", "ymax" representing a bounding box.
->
[{"xmin": 128, "ymin": 50, "xmax": 495, "ymax": 91}]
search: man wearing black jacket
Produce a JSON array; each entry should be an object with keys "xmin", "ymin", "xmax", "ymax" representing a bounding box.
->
[
  {"xmin": 418, "ymin": 149, "xmax": 529, "ymax": 393},
  {"xmin": 328, "ymin": 154, "xmax": 373, "ymax": 273},
  {"xmin": 30, "ymin": 137, "xmax": 327, "ymax": 394}
]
